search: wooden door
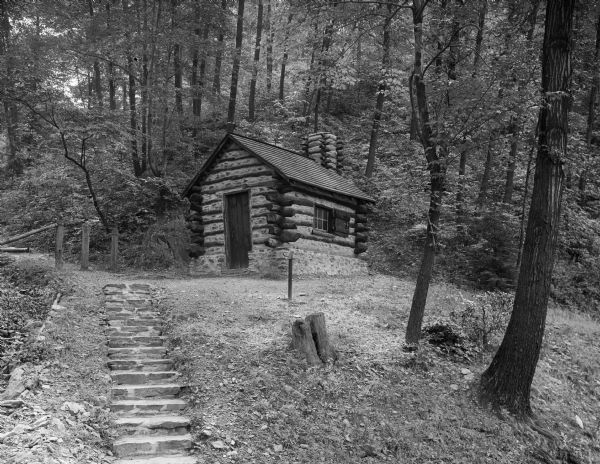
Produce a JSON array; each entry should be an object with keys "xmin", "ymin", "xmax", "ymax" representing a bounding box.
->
[{"xmin": 225, "ymin": 191, "xmax": 251, "ymax": 269}]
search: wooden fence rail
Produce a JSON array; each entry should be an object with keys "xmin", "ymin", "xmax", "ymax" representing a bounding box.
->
[{"xmin": 0, "ymin": 221, "xmax": 119, "ymax": 272}]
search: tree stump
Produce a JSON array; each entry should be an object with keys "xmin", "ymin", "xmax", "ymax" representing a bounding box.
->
[
  {"xmin": 305, "ymin": 312, "xmax": 338, "ymax": 363},
  {"xmin": 291, "ymin": 312, "xmax": 337, "ymax": 365},
  {"xmin": 292, "ymin": 320, "xmax": 322, "ymax": 366}
]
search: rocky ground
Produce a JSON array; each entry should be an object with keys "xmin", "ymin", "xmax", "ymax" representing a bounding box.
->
[{"xmin": 0, "ymin": 253, "xmax": 598, "ymax": 463}]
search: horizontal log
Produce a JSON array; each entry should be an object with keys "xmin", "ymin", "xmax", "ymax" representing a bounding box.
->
[
  {"xmin": 280, "ymin": 206, "xmax": 295, "ymax": 217},
  {"xmin": 189, "ymin": 244, "xmax": 205, "ymax": 258},
  {"xmin": 188, "ymin": 211, "xmax": 202, "ymax": 221},
  {"xmin": 201, "ymin": 202, "xmax": 222, "ymax": 215},
  {"xmin": 189, "ymin": 193, "xmax": 203, "ymax": 205},
  {"xmin": 203, "ymin": 220, "xmax": 270, "ymax": 238},
  {"xmin": 288, "ymin": 204, "xmax": 313, "ymax": 216},
  {"xmin": 355, "ymin": 222, "xmax": 370, "ymax": 232},
  {"xmin": 189, "ymin": 224, "xmax": 204, "ymax": 234},
  {"xmin": 280, "ymin": 230, "xmax": 301, "ymax": 242},
  {"xmin": 267, "ymin": 203, "xmax": 281, "ymax": 212},
  {"xmin": 265, "ymin": 238, "xmax": 280, "ymax": 248},
  {"xmin": 266, "ymin": 192, "xmax": 293, "ymax": 206},
  {"xmin": 278, "ymin": 218, "xmax": 298, "ymax": 229},
  {"xmin": 0, "ymin": 247, "xmax": 30, "ymax": 253},
  {"xmin": 201, "ymin": 177, "xmax": 276, "ymax": 195},
  {"xmin": 356, "ymin": 204, "xmax": 373, "ymax": 214},
  {"xmin": 355, "ymin": 243, "xmax": 368, "ymax": 254},
  {"xmin": 0, "ymin": 223, "xmax": 57, "ymax": 246},
  {"xmin": 202, "ymin": 166, "xmax": 273, "ymax": 186},
  {"xmin": 204, "ymin": 235, "xmax": 225, "ymax": 247},
  {"xmin": 219, "ymin": 149, "xmax": 252, "ymax": 161},
  {"xmin": 266, "ymin": 213, "xmax": 280, "ymax": 224},
  {"xmin": 308, "ymin": 146, "xmax": 322, "ymax": 154},
  {"xmin": 304, "ymin": 230, "xmax": 354, "ymax": 247},
  {"xmin": 211, "ymin": 157, "xmax": 263, "ymax": 173},
  {"xmin": 282, "ymin": 190, "xmax": 354, "ymax": 213},
  {"xmin": 203, "ymin": 214, "xmax": 222, "ymax": 225},
  {"xmin": 268, "ymin": 225, "xmax": 282, "ymax": 235},
  {"xmin": 355, "ymin": 232, "xmax": 368, "ymax": 243}
]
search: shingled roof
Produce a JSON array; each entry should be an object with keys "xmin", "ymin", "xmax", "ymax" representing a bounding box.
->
[{"xmin": 182, "ymin": 133, "xmax": 374, "ymax": 202}]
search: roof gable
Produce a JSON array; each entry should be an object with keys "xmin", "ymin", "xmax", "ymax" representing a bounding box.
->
[{"xmin": 183, "ymin": 133, "xmax": 373, "ymax": 202}]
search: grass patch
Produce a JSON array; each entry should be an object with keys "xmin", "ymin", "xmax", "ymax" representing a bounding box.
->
[{"xmin": 159, "ymin": 275, "xmax": 600, "ymax": 463}]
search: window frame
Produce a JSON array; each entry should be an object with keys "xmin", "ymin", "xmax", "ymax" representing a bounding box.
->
[{"xmin": 313, "ymin": 205, "xmax": 351, "ymax": 238}]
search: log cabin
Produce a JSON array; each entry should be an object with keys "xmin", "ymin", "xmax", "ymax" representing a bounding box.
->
[{"xmin": 182, "ymin": 132, "xmax": 374, "ymax": 276}]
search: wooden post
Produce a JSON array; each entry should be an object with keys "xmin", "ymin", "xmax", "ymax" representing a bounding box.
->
[
  {"xmin": 81, "ymin": 222, "xmax": 90, "ymax": 271},
  {"xmin": 287, "ymin": 250, "xmax": 294, "ymax": 300},
  {"xmin": 55, "ymin": 223, "xmax": 64, "ymax": 270},
  {"xmin": 110, "ymin": 226, "xmax": 118, "ymax": 272}
]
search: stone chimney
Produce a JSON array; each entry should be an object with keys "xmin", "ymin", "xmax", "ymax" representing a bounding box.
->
[{"xmin": 301, "ymin": 132, "xmax": 344, "ymax": 174}]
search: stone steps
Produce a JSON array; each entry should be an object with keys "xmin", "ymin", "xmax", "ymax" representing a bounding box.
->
[
  {"xmin": 111, "ymin": 398, "xmax": 188, "ymax": 415},
  {"xmin": 108, "ymin": 359, "xmax": 174, "ymax": 372},
  {"xmin": 115, "ymin": 455, "xmax": 197, "ymax": 464},
  {"xmin": 112, "ymin": 370, "xmax": 179, "ymax": 385},
  {"xmin": 104, "ymin": 283, "xmax": 194, "ymax": 463}
]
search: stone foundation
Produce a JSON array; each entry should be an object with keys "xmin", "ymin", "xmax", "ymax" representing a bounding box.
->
[{"xmin": 189, "ymin": 243, "xmax": 368, "ymax": 277}]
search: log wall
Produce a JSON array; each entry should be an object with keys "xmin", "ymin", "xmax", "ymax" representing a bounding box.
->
[{"xmin": 187, "ymin": 141, "xmax": 370, "ymax": 276}]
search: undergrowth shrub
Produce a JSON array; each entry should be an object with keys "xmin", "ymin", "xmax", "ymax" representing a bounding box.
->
[
  {"xmin": 465, "ymin": 211, "xmax": 519, "ymax": 291},
  {"xmin": 126, "ymin": 215, "xmax": 190, "ymax": 270},
  {"xmin": 451, "ymin": 291, "xmax": 513, "ymax": 349}
]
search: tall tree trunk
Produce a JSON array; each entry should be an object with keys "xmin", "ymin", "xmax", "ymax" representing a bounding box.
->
[
  {"xmin": 303, "ymin": 44, "xmax": 317, "ymax": 116},
  {"xmin": 172, "ymin": 0, "xmax": 183, "ymax": 117},
  {"xmin": 122, "ymin": 0, "xmax": 142, "ymax": 176},
  {"xmin": 127, "ymin": 55, "xmax": 141, "ymax": 176},
  {"xmin": 313, "ymin": 19, "xmax": 334, "ymax": 132},
  {"xmin": 479, "ymin": 0, "xmax": 573, "ymax": 416},
  {"xmin": 526, "ymin": 0, "xmax": 541, "ymax": 41},
  {"xmin": 585, "ymin": 13, "xmax": 600, "ymax": 147},
  {"xmin": 265, "ymin": 0, "xmax": 273, "ymax": 94},
  {"xmin": 456, "ymin": 144, "xmax": 467, "ymax": 219},
  {"xmin": 278, "ymin": 14, "xmax": 292, "ymax": 101},
  {"xmin": 405, "ymin": 0, "xmax": 447, "ymax": 345},
  {"xmin": 106, "ymin": 2, "xmax": 116, "ymax": 110},
  {"xmin": 365, "ymin": 2, "xmax": 392, "ymax": 178},
  {"xmin": 503, "ymin": 127, "xmax": 519, "ymax": 203},
  {"xmin": 248, "ymin": 0, "xmax": 263, "ymax": 122},
  {"xmin": 140, "ymin": 0, "xmax": 150, "ymax": 173},
  {"xmin": 477, "ymin": 138, "xmax": 493, "ymax": 207},
  {"xmin": 0, "ymin": 4, "xmax": 19, "ymax": 174},
  {"xmin": 122, "ymin": 80, "xmax": 127, "ymax": 111},
  {"xmin": 227, "ymin": 0, "xmax": 246, "ymax": 131},
  {"xmin": 88, "ymin": 0, "xmax": 103, "ymax": 107},
  {"xmin": 191, "ymin": 5, "xmax": 201, "ymax": 132},
  {"xmin": 472, "ymin": 0, "xmax": 487, "ymax": 73},
  {"xmin": 213, "ymin": 0, "xmax": 227, "ymax": 95}
]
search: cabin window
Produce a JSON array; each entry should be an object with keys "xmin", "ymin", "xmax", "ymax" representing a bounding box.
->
[
  {"xmin": 314, "ymin": 206, "xmax": 331, "ymax": 232},
  {"xmin": 313, "ymin": 206, "xmax": 350, "ymax": 237}
]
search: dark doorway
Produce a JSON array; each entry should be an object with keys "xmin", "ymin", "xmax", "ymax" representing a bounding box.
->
[{"xmin": 225, "ymin": 191, "xmax": 251, "ymax": 269}]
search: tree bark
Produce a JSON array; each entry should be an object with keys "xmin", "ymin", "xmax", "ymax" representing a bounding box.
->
[
  {"xmin": 405, "ymin": 0, "xmax": 447, "ymax": 345},
  {"xmin": 278, "ymin": 14, "xmax": 292, "ymax": 101},
  {"xmin": 292, "ymin": 320, "xmax": 322, "ymax": 366},
  {"xmin": 585, "ymin": 13, "xmax": 600, "ymax": 146},
  {"xmin": 305, "ymin": 312, "xmax": 337, "ymax": 363},
  {"xmin": 477, "ymin": 138, "xmax": 493, "ymax": 207},
  {"xmin": 456, "ymin": 145, "xmax": 467, "ymax": 219},
  {"xmin": 479, "ymin": 0, "xmax": 573, "ymax": 416},
  {"xmin": 248, "ymin": 0, "xmax": 264, "ymax": 122},
  {"xmin": 106, "ymin": 2, "xmax": 116, "ymax": 110},
  {"xmin": 472, "ymin": 0, "xmax": 487, "ymax": 73},
  {"xmin": 265, "ymin": 0, "xmax": 273, "ymax": 94},
  {"xmin": 213, "ymin": 0, "xmax": 227, "ymax": 95},
  {"xmin": 172, "ymin": 0, "xmax": 183, "ymax": 116},
  {"xmin": 313, "ymin": 19, "xmax": 334, "ymax": 132},
  {"xmin": 503, "ymin": 128, "xmax": 519, "ymax": 204},
  {"xmin": 365, "ymin": 2, "xmax": 393, "ymax": 178},
  {"xmin": 227, "ymin": 0, "xmax": 246, "ymax": 131},
  {"xmin": 123, "ymin": 0, "xmax": 142, "ymax": 176}
]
